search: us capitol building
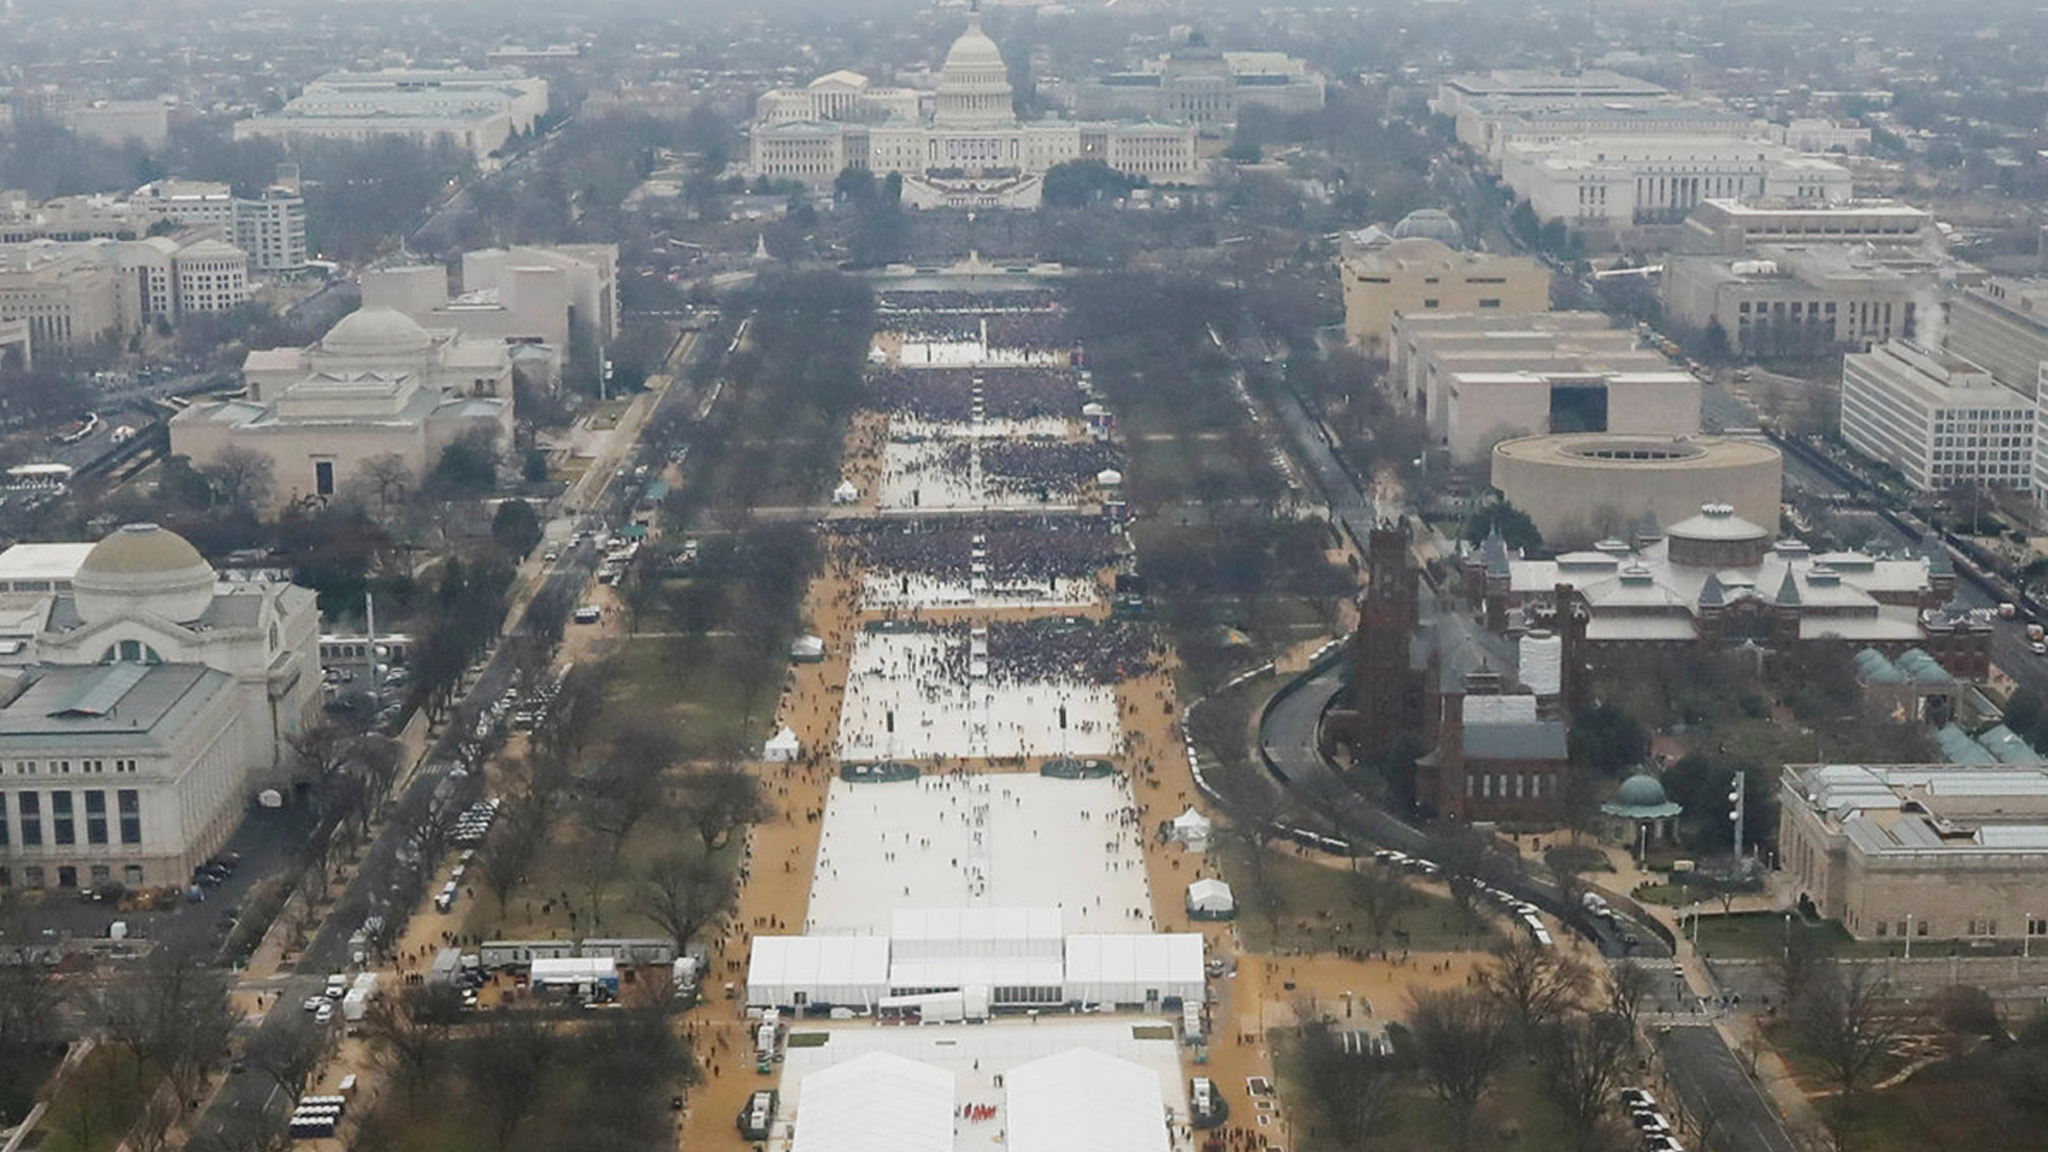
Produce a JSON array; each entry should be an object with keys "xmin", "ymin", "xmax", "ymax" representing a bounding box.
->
[{"xmin": 748, "ymin": 8, "xmax": 1200, "ymax": 208}]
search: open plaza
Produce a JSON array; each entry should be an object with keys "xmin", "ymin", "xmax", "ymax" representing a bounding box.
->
[
  {"xmin": 801, "ymin": 775, "xmax": 1155, "ymax": 936},
  {"xmin": 834, "ymin": 627, "xmax": 1123, "ymax": 761}
]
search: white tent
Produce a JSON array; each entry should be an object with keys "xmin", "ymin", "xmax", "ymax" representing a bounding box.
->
[
  {"xmin": 1168, "ymin": 806, "xmax": 1212, "ymax": 850},
  {"xmin": 791, "ymin": 1051, "xmax": 954, "ymax": 1152},
  {"xmin": 746, "ymin": 936, "xmax": 891, "ymax": 1009},
  {"xmin": 832, "ymin": 480, "xmax": 860, "ymax": 504},
  {"xmin": 763, "ymin": 726, "xmax": 801, "ymax": 762},
  {"xmin": 791, "ymin": 634, "xmax": 827, "ymax": 662},
  {"xmin": 1096, "ymin": 468, "xmax": 1123, "ymax": 487},
  {"xmin": 1007, "ymin": 1048, "xmax": 1170, "ymax": 1152},
  {"xmin": 1062, "ymin": 934, "xmax": 1205, "ymax": 1006},
  {"xmin": 1186, "ymin": 878, "xmax": 1235, "ymax": 919}
]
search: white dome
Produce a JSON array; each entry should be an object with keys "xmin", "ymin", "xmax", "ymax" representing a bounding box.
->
[
  {"xmin": 74, "ymin": 523, "xmax": 217, "ymax": 626},
  {"xmin": 942, "ymin": 14, "xmax": 1006, "ymax": 73},
  {"xmin": 321, "ymin": 308, "xmax": 433, "ymax": 357},
  {"xmin": 935, "ymin": 11, "xmax": 1014, "ymax": 127}
]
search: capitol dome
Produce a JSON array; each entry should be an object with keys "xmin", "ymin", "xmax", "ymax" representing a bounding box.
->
[
  {"xmin": 74, "ymin": 523, "xmax": 217, "ymax": 626},
  {"xmin": 934, "ymin": 8, "xmax": 1014, "ymax": 127},
  {"xmin": 1392, "ymin": 208, "xmax": 1465, "ymax": 248},
  {"xmin": 321, "ymin": 308, "xmax": 434, "ymax": 358}
]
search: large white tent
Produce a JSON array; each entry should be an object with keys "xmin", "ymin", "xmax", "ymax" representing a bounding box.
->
[
  {"xmin": 1168, "ymin": 806, "xmax": 1212, "ymax": 850},
  {"xmin": 1008, "ymin": 1048, "xmax": 1170, "ymax": 1152},
  {"xmin": 790, "ymin": 1051, "xmax": 954, "ymax": 1152},
  {"xmin": 1185, "ymin": 878, "xmax": 1235, "ymax": 920},
  {"xmin": 1062, "ymin": 934, "xmax": 1204, "ymax": 1006},
  {"xmin": 746, "ymin": 936, "xmax": 890, "ymax": 1009},
  {"xmin": 764, "ymin": 726, "xmax": 802, "ymax": 762},
  {"xmin": 890, "ymin": 907, "xmax": 1064, "ymax": 962}
]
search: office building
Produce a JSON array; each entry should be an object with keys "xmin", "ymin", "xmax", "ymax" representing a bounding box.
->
[
  {"xmin": 0, "ymin": 244, "xmax": 129, "ymax": 353},
  {"xmin": 1781, "ymin": 764, "xmax": 2048, "ymax": 941},
  {"xmin": 1677, "ymin": 198, "xmax": 1937, "ymax": 256},
  {"xmin": 1502, "ymin": 136, "xmax": 1852, "ymax": 228},
  {"xmin": 1841, "ymin": 341, "xmax": 2031, "ymax": 492},
  {"xmin": 171, "ymin": 308, "xmax": 515, "ymax": 511},
  {"xmin": 0, "ymin": 523, "xmax": 320, "ymax": 891},
  {"xmin": 1385, "ymin": 311, "xmax": 1694, "ymax": 460},
  {"xmin": 1338, "ymin": 236, "xmax": 1550, "ymax": 352},
  {"xmin": 1946, "ymin": 278, "xmax": 2048, "ymax": 399},
  {"xmin": 1662, "ymin": 246, "xmax": 1946, "ymax": 358},
  {"xmin": 234, "ymin": 69, "xmax": 549, "ymax": 164},
  {"xmin": 1063, "ymin": 38, "xmax": 1325, "ymax": 129}
]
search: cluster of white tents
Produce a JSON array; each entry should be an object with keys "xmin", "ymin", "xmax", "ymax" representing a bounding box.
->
[{"xmin": 746, "ymin": 906, "xmax": 1204, "ymax": 1011}]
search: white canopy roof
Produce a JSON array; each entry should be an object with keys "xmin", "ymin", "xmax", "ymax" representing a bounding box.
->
[
  {"xmin": 1008, "ymin": 1048, "xmax": 1169, "ymax": 1152},
  {"xmin": 1170, "ymin": 806, "xmax": 1211, "ymax": 834},
  {"xmin": 792, "ymin": 634, "xmax": 826, "ymax": 657},
  {"xmin": 764, "ymin": 726, "xmax": 801, "ymax": 760},
  {"xmin": 1096, "ymin": 468, "xmax": 1123, "ymax": 486},
  {"xmin": 1186, "ymin": 878, "xmax": 1234, "ymax": 912},
  {"xmin": 791, "ymin": 1051, "xmax": 954, "ymax": 1152}
]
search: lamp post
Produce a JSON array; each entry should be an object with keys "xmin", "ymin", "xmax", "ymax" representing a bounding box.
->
[{"xmin": 1905, "ymin": 913, "xmax": 1914, "ymax": 960}]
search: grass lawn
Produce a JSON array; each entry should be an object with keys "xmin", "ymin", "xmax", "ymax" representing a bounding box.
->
[
  {"xmin": 460, "ymin": 797, "xmax": 741, "ymax": 942},
  {"xmin": 0, "ymin": 1044, "xmax": 64, "ymax": 1129},
  {"xmin": 1271, "ymin": 1031, "xmax": 1584, "ymax": 1152},
  {"xmin": 1691, "ymin": 911, "xmax": 2015, "ymax": 960},
  {"xmin": 34, "ymin": 1047, "xmax": 157, "ymax": 1152},
  {"xmin": 1215, "ymin": 840, "xmax": 1502, "ymax": 955},
  {"xmin": 612, "ymin": 635, "xmax": 778, "ymax": 759}
]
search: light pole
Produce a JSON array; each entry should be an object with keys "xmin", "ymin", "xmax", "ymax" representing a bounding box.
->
[
  {"xmin": 1783, "ymin": 911, "xmax": 1792, "ymax": 963},
  {"xmin": 1905, "ymin": 913, "xmax": 1914, "ymax": 960}
]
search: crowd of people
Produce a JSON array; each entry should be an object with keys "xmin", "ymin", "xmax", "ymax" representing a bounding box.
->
[
  {"xmin": 833, "ymin": 514, "xmax": 1120, "ymax": 582},
  {"xmin": 979, "ymin": 439, "xmax": 1121, "ymax": 495},
  {"xmin": 983, "ymin": 312, "xmax": 1068, "ymax": 353},
  {"xmin": 878, "ymin": 287, "xmax": 1059, "ymax": 312},
  {"xmin": 864, "ymin": 367, "xmax": 1087, "ymax": 423},
  {"xmin": 892, "ymin": 618, "xmax": 1159, "ymax": 686}
]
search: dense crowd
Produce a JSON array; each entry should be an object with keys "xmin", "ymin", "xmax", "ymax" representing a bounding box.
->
[
  {"xmin": 864, "ymin": 368, "xmax": 1087, "ymax": 422},
  {"xmin": 878, "ymin": 288, "xmax": 1060, "ymax": 311},
  {"xmin": 833, "ymin": 514, "xmax": 1120, "ymax": 581},
  {"xmin": 912, "ymin": 618, "xmax": 1160, "ymax": 685},
  {"xmin": 978, "ymin": 440, "xmax": 1120, "ymax": 494},
  {"xmin": 886, "ymin": 315, "xmax": 982, "ymax": 342},
  {"xmin": 984, "ymin": 313, "xmax": 1069, "ymax": 353}
]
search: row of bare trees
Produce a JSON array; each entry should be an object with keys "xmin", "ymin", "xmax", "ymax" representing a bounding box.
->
[{"xmin": 1295, "ymin": 935, "xmax": 1658, "ymax": 1150}]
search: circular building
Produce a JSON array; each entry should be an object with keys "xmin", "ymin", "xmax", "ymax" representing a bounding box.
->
[
  {"xmin": 1491, "ymin": 433, "xmax": 1781, "ymax": 547},
  {"xmin": 1601, "ymin": 771, "xmax": 1684, "ymax": 848},
  {"xmin": 73, "ymin": 522, "xmax": 217, "ymax": 626},
  {"xmin": 1391, "ymin": 208, "xmax": 1466, "ymax": 248}
]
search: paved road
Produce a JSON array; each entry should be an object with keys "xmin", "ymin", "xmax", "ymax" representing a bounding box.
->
[
  {"xmin": 1658, "ymin": 1025, "xmax": 1802, "ymax": 1152},
  {"xmin": 186, "ymin": 323, "xmax": 722, "ymax": 1150}
]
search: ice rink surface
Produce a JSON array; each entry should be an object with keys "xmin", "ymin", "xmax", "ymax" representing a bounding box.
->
[{"xmin": 805, "ymin": 774, "xmax": 1153, "ymax": 936}]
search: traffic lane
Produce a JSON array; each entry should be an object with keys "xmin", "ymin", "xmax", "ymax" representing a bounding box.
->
[{"xmin": 1657, "ymin": 1024, "xmax": 1801, "ymax": 1152}]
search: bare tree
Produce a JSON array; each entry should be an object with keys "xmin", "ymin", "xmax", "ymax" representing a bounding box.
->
[
  {"xmin": 1294, "ymin": 1015, "xmax": 1401, "ymax": 1147},
  {"xmin": 1607, "ymin": 959, "xmax": 1658, "ymax": 1039},
  {"xmin": 199, "ymin": 445, "xmax": 276, "ymax": 511},
  {"xmin": 364, "ymin": 984, "xmax": 462, "ymax": 1108},
  {"xmin": 477, "ymin": 794, "xmax": 547, "ymax": 919},
  {"xmin": 632, "ymin": 853, "xmax": 731, "ymax": 951},
  {"xmin": 1798, "ymin": 963, "xmax": 1908, "ymax": 1151},
  {"xmin": 1406, "ymin": 986, "xmax": 1511, "ymax": 1148},
  {"xmin": 1480, "ymin": 934, "xmax": 1592, "ymax": 1036},
  {"xmin": 1536, "ymin": 1012, "xmax": 1636, "ymax": 1146},
  {"xmin": 1348, "ymin": 858, "xmax": 1421, "ymax": 959},
  {"xmin": 0, "ymin": 960, "xmax": 64, "ymax": 1090},
  {"xmin": 97, "ymin": 953, "xmax": 236, "ymax": 1103},
  {"xmin": 352, "ymin": 453, "xmax": 415, "ymax": 514},
  {"xmin": 245, "ymin": 1011, "xmax": 326, "ymax": 1099},
  {"xmin": 680, "ymin": 767, "xmax": 768, "ymax": 853},
  {"xmin": 467, "ymin": 1011, "xmax": 557, "ymax": 1152}
]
